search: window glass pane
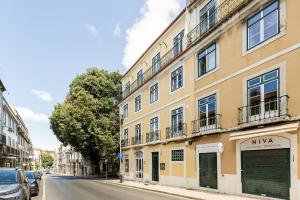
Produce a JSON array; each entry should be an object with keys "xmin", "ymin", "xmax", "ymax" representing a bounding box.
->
[
  {"xmin": 207, "ymin": 51, "xmax": 216, "ymax": 71},
  {"xmin": 263, "ymin": 1, "xmax": 278, "ymax": 16},
  {"xmin": 199, "ymin": 57, "xmax": 206, "ymax": 76},
  {"xmin": 248, "ymin": 77, "xmax": 261, "ymax": 87},
  {"xmin": 208, "ymin": 94, "xmax": 216, "ymax": 102},
  {"xmin": 264, "ymin": 80, "xmax": 278, "ymax": 97},
  {"xmin": 264, "ymin": 70, "xmax": 278, "ymax": 81},
  {"xmin": 207, "ymin": 44, "xmax": 216, "ymax": 53},
  {"xmin": 248, "ymin": 22, "xmax": 261, "ymax": 48},
  {"xmin": 248, "ymin": 13, "xmax": 261, "ymax": 26},
  {"xmin": 264, "ymin": 11, "xmax": 278, "ymax": 40},
  {"xmin": 249, "ymin": 86, "xmax": 261, "ymax": 105}
]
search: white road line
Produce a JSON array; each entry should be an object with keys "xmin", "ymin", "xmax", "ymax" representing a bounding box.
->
[{"xmin": 42, "ymin": 176, "xmax": 46, "ymax": 200}]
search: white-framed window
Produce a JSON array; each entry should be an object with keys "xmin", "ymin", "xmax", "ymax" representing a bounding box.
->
[
  {"xmin": 200, "ymin": 0, "xmax": 216, "ymax": 33},
  {"xmin": 137, "ymin": 69, "xmax": 143, "ymax": 86},
  {"xmin": 135, "ymin": 123, "xmax": 142, "ymax": 145},
  {"xmin": 124, "ymin": 81, "xmax": 130, "ymax": 96},
  {"xmin": 123, "ymin": 104, "xmax": 128, "ymax": 118},
  {"xmin": 150, "ymin": 83, "xmax": 159, "ymax": 103},
  {"xmin": 198, "ymin": 43, "xmax": 216, "ymax": 77},
  {"xmin": 173, "ymin": 30, "xmax": 184, "ymax": 56},
  {"xmin": 135, "ymin": 95, "xmax": 141, "ymax": 112},
  {"xmin": 171, "ymin": 149, "xmax": 184, "ymax": 162},
  {"xmin": 124, "ymin": 129, "xmax": 129, "ymax": 146},
  {"xmin": 135, "ymin": 151, "xmax": 143, "ymax": 179},
  {"xmin": 152, "ymin": 53, "xmax": 161, "ymax": 74},
  {"xmin": 171, "ymin": 66, "xmax": 183, "ymax": 92},
  {"xmin": 198, "ymin": 94, "xmax": 217, "ymax": 127},
  {"xmin": 247, "ymin": 69, "xmax": 279, "ymax": 116},
  {"xmin": 247, "ymin": 0, "xmax": 279, "ymax": 50}
]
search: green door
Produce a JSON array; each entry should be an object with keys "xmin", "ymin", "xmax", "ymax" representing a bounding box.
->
[
  {"xmin": 199, "ymin": 152, "xmax": 218, "ymax": 189},
  {"xmin": 152, "ymin": 152, "xmax": 159, "ymax": 182},
  {"xmin": 241, "ymin": 149, "xmax": 290, "ymax": 200}
]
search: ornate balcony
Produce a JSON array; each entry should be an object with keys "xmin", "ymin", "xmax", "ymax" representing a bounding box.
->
[
  {"xmin": 166, "ymin": 123, "xmax": 187, "ymax": 139},
  {"xmin": 146, "ymin": 130, "xmax": 161, "ymax": 143},
  {"xmin": 187, "ymin": 0, "xmax": 249, "ymax": 47},
  {"xmin": 121, "ymin": 139, "xmax": 129, "ymax": 147},
  {"xmin": 192, "ymin": 114, "xmax": 221, "ymax": 134},
  {"xmin": 238, "ymin": 95, "xmax": 289, "ymax": 125},
  {"xmin": 131, "ymin": 135, "xmax": 143, "ymax": 146}
]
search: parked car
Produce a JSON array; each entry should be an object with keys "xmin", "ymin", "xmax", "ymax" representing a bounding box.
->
[
  {"xmin": 24, "ymin": 171, "xmax": 39, "ymax": 196},
  {"xmin": 0, "ymin": 168, "xmax": 31, "ymax": 200},
  {"xmin": 33, "ymin": 171, "xmax": 42, "ymax": 181}
]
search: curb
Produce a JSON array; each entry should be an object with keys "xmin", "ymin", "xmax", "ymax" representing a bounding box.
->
[{"xmin": 95, "ymin": 180, "xmax": 203, "ymax": 200}]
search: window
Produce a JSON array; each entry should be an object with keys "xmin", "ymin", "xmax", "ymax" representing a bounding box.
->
[
  {"xmin": 247, "ymin": 69, "xmax": 279, "ymax": 116},
  {"xmin": 124, "ymin": 104, "xmax": 128, "ymax": 118},
  {"xmin": 247, "ymin": 1, "xmax": 279, "ymax": 49},
  {"xmin": 150, "ymin": 117, "xmax": 159, "ymax": 141},
  {"xmin": 135, "ymin": 95, "xmax": 141, "ymax": 112},
  {"xmin": 173, "ymin": 30, "xmax": 184, "ymax": 56},
  {"xmin": 152, "ymin": 53, "xmax": 161, "ymax": 74},
  {"xmin": 171, "ymin": 66, "xmax": 183, "ymax": 92},
  {"xmin": 124, "ymin": 129, "xmax": 129, "ymax": 146},
  {"xmin": 124, "ymin": 81, "xmax": 130, "ymax": 96},
  {"xmin": 135, "ymin": 151, "xmax": 143, "ymax": 178},
  {"xmin": 137, "ymin": 69, "xmax": 143, "ymax": 86},
  {"xmin": 150, "ymin": 83, "xmax": 159, "ymax": 103},
  {"xmin": 170, "ymin": 107, "xmax": 184, "ymax": 137},
  {"xmin": 135, "ymin": 124, "xmax": 142, "ymax": 145},
  {"xmin": 198, "ymin": 43, "xmax": 216, "ymax": 77},
  {"xmin": 125, "ymin": 159, "xmax": 129, "ymax": 173},
  {"xmin": 200, "ymin": 0, "xmax": 216, "ymax": 33},
  {"xmin": 171, "ymin": 149, "xmax": 184, "ymax": 162},
  {"xmin": 198, "ymin": 94, "xmax": 216, "ymax": 127}
]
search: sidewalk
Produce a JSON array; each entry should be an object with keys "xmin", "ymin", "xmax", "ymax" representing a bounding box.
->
[{"xmin": 98, "ymin": 179, "xmax": 262, "ymax": 200}]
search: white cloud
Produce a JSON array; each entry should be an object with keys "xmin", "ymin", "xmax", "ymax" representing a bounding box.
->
[
  {"xmin": 15, "ymin": 106, "xmax": 49, "ymax": 123},
  {"xmin": 84, "ymin": 24, "xmax": 99, "ymax": 35},
  {"xmin": 31, "ymin": 89, "xmax": 53, "ymax": 102},
  {"xmin": 122, "ymin": 0, "xmax": 182, "ymax": 69},
  {"xmin": 114, "ymin": 24, "xmax": 121, "ymax": 38}
]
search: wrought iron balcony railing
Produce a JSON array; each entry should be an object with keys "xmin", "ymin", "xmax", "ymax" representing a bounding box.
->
[
  {"xmin": 121, "ymin": 139, "xmax": 129, "ymax": 147},
  {"xmin": 121, "ymin": 40, "xmax": 184, "ymax": 101},
  {"xmin": 166, "ymin": 123, "xmax": 187, "ymax": 139},
  {"xmin": 146, "ymin": 130, "xmax": 161, "ymax": 143},
  {"xmin": 131, "ymin": 135, "xmax": 143, "ymax": 146},
  {"xmin": 187, "ymin": 0, "xmax": 249, "ymax": 47},
  {"xmin": 192, "ymin": 114, "xmax": 221, "ymax": 134},
  {"xmin": 238, "ymin": 95, "xmax": 289, "ymax": 125}
]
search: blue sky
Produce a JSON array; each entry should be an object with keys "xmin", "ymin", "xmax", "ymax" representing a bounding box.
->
[{"xmin": 0, "ymin": 0, "xmax": 185, "ymax": 150}]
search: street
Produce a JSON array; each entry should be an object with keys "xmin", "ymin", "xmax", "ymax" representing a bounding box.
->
[{"xmin": 33, "ymin": 175, "xmax": 191, "ymax": 200}]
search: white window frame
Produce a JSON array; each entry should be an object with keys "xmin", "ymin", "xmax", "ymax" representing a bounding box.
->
[
  {"xmin": 134, "ymin": 95, "xmax": 142, "ymax": 112},
  {"xmin": 150, "ymin": 82, "xmax": 159, "ymax": 104}
]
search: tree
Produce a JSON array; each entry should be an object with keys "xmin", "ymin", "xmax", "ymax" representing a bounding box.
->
[
  {"xmin": 35, "ymin": 160, "xmax": 41, "ymax": 170},
  {"xmin": 49, "ymin": 68, "xmax": 122, "ymax": 172},
  {"xmin": 42, "ymin": 153, "xmax": 54, "ymax": 168}
]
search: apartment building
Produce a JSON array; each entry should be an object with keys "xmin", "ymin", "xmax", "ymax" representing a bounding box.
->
[
  {"xmin": 119, "ymin": 0, "xmax": 300, "ymax": 199},
  {"xmin": 0, "ymin": 80, "xmax": 33, "ymax": 169}
]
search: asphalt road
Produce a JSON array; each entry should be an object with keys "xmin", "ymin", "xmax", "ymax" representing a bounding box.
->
[{"xmin": 33, "ymin": 175, "xmax": 192, "ymax": 200}]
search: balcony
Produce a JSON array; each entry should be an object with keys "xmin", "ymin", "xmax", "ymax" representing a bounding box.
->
[
  {"xmin": 166, "ymin": 123, "xmax": 187, "ymax": 139},
  {"xmin": 238, "ymin": 95, "xmax": 289, "ymax": 125},
  {"xmin": 121, "ymin": 41, "xmax": 184, "ymax": 101},
  {"xmin": 146, "ymin": 130, "xmax": 161, "ymax": 143},
  {"xmin": 131, "ymin": 135, "xmax": 143, "ymax": 146},
  {"xmin": 121, "ymin": 139, "xmax": 130, "ymax": 147},
  {"xmin": 187, "ymin": 0, "xmax": 249, "ymax": 47},
  {"xmin": 192, "ymin": 114, "xmax": 221, "ymax": 134}
]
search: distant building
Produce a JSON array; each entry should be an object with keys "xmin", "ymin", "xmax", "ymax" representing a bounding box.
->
[
  {"xmin": 0, "ymin": 80, "xmax": 33, "ymax": 169},
  {"xmin": 54, "ymin": 144, "xmax": 93, "ymax": 176}
]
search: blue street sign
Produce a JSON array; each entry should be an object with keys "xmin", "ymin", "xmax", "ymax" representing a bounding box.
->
[{"xmin": 117, "ymin": 153, "xmax": 124, "ymax": 159}]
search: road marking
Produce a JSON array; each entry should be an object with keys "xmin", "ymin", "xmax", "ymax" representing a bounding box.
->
[{"xmin": 42, "ymin": 176, "xmax": 46, "ymax": 200}]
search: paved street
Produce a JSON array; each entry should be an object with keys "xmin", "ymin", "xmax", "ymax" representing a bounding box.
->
[{"xmin": 33, "ymin": 175, "xmax": 191, "ymax": 200}]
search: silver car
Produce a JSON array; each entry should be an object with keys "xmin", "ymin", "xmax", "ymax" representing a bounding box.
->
[{"xmin": 0, "ymin": 168, "xmax": 31, "ymax": 200}]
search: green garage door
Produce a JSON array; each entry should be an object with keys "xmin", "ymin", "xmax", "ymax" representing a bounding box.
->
[
  {"xmin": 241, "ymin": 149, "xmax": 290, "ymax": 200},
  {"xmin": 199, "ymin": 153, "xmax": 218, "ymax": 189}
]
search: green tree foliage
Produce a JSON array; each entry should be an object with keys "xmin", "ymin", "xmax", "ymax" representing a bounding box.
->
[
  {"xmin": 49, "ymin": 68, "xmax": 122, "ymax": 166},
  {"xmin": 42, "ymin": 153, "xmax": 54, "ymax": 168},
  {"xmin": 35, "ymin": 160, "xmax": 41, "ymax": 170}
]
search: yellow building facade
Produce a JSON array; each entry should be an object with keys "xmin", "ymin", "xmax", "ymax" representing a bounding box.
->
[{"xmin": 119, "ymin": 0, "xmax": 300, "ymax": 199}]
